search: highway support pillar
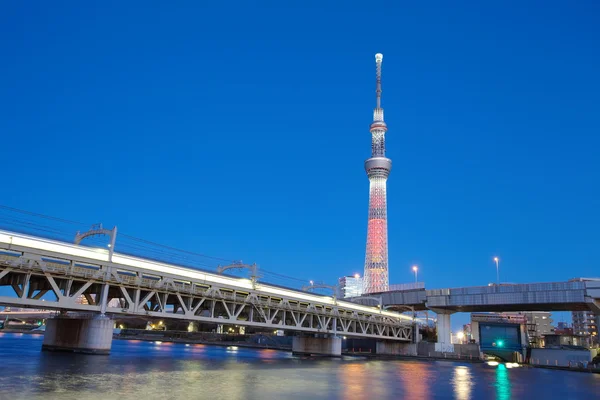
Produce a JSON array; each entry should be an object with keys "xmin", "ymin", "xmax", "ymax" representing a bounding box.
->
[
  {"xmin": 431, "ymin": 309, "xmax": 455, "ymax": 353},
  {"xmin": 42, "ymin": 315, "xmax": 113, "ymax": 355},
  {"xmin": 292, "ymin": 336, "xmax": 342, "ymax": 357}
]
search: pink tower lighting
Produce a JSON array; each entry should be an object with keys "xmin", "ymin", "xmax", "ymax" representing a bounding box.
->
[{"xmin": 363, "ymin": 53, "xmax": 392, "ymax": 294}]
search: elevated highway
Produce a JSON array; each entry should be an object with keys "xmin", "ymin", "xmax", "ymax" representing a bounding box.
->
[
  {"xmin": 354, "ymin": 279, "xmax": 600, "ymax": 353},
  {"xmin": 374, "ymin": 280, "xmax": 600, "ymax": 313}
]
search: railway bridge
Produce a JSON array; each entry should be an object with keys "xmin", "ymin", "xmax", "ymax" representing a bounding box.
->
[{"xmin": 0, "ymin": 229, "xmax": 414, "ymax": 356}]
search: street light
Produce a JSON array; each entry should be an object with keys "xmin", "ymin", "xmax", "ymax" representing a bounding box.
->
[
  {"xmin": 412, "ymin": 265, "xmax": 418, "ymax": 283},
  {"xmin": 456, "ymin": 331, "xmax": 465, "ymax": 344},
  {"xmin": 493, "ymin": 257, "xmax": 499, "ymax": 284}
]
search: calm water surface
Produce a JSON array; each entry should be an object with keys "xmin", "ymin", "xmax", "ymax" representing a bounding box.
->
[{"xmin": 0, "ymin": 333, "xmax": 597, "ymax": 400}]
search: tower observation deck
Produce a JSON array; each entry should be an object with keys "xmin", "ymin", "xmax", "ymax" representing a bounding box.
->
[{"xmin": 363, "ymin": 53, "xmax": 392, "ymax": 294}]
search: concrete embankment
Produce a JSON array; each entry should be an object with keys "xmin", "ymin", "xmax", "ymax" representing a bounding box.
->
[{"xmin": 115, "ymin": 329, "xmax": 293, "ymax": 351}]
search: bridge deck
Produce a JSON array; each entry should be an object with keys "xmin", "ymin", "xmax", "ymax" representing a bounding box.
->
[{"xmin": 375, "ymin": 281, "xmax": 600, "ymax": 313}]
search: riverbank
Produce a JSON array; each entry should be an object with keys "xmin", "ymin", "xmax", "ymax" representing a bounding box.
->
[
  {"xmin": 0, "ymin": 328, "xmax": 44, "ymax": 334},
  {"xmin": 526, "ymin": 363, "xmax": 600, "ymax": 374}
]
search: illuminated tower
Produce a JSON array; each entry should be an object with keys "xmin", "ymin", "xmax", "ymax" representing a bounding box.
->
[{"xmin": 363, "ymin": 53, "xmax": 391, "ymax": 294}]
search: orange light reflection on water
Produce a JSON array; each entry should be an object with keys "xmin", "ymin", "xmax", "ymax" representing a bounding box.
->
[
  {"xmin": 396, "ymin": 362, "xmax": 432, "ymax": 399},
  {"xmin": 339, "ymin": 363, "xmax": 367, "ymax": 400},
  {"xmin": 257, "ymin": 349, "xmax": 279, "ymax": 359}
]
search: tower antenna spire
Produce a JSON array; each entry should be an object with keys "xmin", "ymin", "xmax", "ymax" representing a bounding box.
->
[{"xmin": 375, "ymin": 53, "xmax": 383, "ymax": 109}]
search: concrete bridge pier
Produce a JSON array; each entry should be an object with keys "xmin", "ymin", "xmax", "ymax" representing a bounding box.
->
[
  {"xmin": 42, "ymin": 315, "xmax": 113, "ymax": 355},
  {"xmin": 292, "ymin": 335, "xmax": 342, "ymax": 357},
  {"xmin": 376, "ymin": 341, "xmax": 417, "ymax": 356},
  {"xmin": 432, "ymin": 309, "xmax": 455, "ymax": 353}
]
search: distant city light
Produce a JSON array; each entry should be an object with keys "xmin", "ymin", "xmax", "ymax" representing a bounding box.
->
[{"xmin": 493, "ymin": 257, "xmax": 500, "ymax": 283}]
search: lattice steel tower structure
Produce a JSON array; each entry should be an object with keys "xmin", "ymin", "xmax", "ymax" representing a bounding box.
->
[{"xmin": 363, "ymin": 53, "xmax": 392, "ymax": 294}]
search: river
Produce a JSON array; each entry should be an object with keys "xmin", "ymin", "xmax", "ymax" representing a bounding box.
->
[{"xmin": 0, "ymin": 333, "xmax": 597, "ymax": 399}]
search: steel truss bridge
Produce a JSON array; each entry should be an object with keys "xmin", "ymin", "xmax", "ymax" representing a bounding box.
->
[{"xmin": 0, "ymin": 230, "xmax": 413, "ymax": 341}]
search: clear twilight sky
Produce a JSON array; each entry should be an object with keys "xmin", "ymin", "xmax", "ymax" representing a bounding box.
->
[{"xmin": 1, "ymin": 2, "xmax": 599, "ymax": 327}]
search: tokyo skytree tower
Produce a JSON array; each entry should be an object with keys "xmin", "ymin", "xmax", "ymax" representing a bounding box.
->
[{"xmin": 363, "ymin": 53, "xmax": 392, "ymax": 294}]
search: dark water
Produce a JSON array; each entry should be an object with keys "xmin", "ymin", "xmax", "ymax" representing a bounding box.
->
[{"xmin": 0, "ymin": 333, "xmax": 597, "ymax": 400}]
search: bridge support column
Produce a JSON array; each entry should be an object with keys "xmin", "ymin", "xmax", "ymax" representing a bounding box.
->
[
  {"xmin": 292, "ymin": 336, "xmax": 341, "ymax": 357},
  {"xmin": 42, "ymin": 315, "xmax": 113, "ymax": 355},
  {"xmin": 432, "ymin": 310, "xmax": 455, "ymax": 353}
]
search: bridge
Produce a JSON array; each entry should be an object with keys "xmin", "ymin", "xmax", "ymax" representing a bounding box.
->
[
  {"xmin": 0, "ymin": 229, "xmax": 414, "ymax": 356},
  {"xmin": 354, "ymin": 279, "xmax": 600, "ymax": 352}
]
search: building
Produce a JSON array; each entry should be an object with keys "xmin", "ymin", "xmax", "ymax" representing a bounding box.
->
[
  {"xmin": 363, "ymin": 53, "xmax": 392, "ymax": 294},
  {"xmin": 463, "ymin": 323, "xmax": 473, "ymax": 343},
  {"xmin": 470, "ymin": 313, "xmax": 528, "ymax": 350},
  {"xmin": 556, "ymin": 321, "xmax": 570, "ymax": 330},
  {"xmin": 502, "ymin": 312, "xmax": 554, "ymax": 346},
  {"xmin": 338, "ymin": 274, "xmax": 363, "ymax": 298},
  {"xmin": 572, "ymin": 310, "xmax": 598, "ymax": 346},
  {"xmin": 471, "ymin": 312, "xmax": 553, "ymax": 347},
  {"xmin": 544, "ymin": 334, "xmax": 584, "ymax": 348},
  {"xmin": 554, "ymin": 327, "xmax": 574, "ymax": 336}
]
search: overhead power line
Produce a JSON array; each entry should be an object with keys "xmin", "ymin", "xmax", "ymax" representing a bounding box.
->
[{"xmin": 0, "ymin": 204, "xmax": 316, "ymax": 289}]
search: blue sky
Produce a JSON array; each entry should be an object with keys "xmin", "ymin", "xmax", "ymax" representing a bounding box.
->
[{"xmin": 1, "ymin": 2, "xmax": 599, "ymax": 327}]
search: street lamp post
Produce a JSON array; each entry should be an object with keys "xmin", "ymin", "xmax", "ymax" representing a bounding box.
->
[
  {"xmin": 494, "ymin": 257, "xmax": 499, "ymax": 284},
  {"xmin": 412, "ymin": 265, "xmax": 418, "ymax": 284}
]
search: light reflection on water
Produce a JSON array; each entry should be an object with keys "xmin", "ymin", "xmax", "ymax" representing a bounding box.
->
[
  {"xmin": 495, "ymin": 364, "xmax": 511, "ymax": 400},
  {"xmin": 452, "ymin": 366, "xmax": 473, "ymax": 400},
  {"xmin": 397, "ymin": 360, "xmax": 433, "ymax": 398},
  {"xmin": 339, "ymin": 362, "xmax": 367, "ymax": 399},
  {"xmin": 0, "ymin": 334, "xmax": 598, "ymax": 400}
]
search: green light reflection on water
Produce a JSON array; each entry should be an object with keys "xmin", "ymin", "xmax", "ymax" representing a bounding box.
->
[{"xmin": 495, "ymin": 364, "xmax": 511, "ymax": 400}]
